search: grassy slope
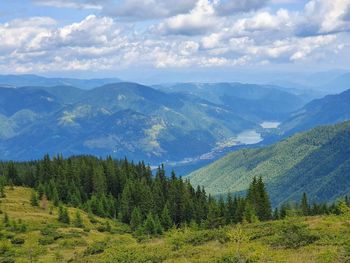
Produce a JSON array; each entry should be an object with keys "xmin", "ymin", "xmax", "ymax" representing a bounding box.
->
[
  {"xmin": 1, "ymin": 187, "xmax": 350, "ymax": 262},
  {"xmin": 0, "ymin": 187, "xmax": 129, "ymax": 262},
  {"xmin": 186, "ymin": 121, "xmax": 350, "ymax": 206}
]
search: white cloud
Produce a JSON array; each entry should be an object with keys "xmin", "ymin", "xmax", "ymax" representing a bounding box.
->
[
  {"xmin": 33, "ymin": 0, "xmax": 102, "ymax": 10},
  {"xmin": 216, "ymin": 0, "xmax": 269, "ymax": 16},
  {"xmin": 105, "ymin": 0, "xmax": 198, "ymax": 20},
  {"xmin": 300, "ymin": 0, "xmax": 350, "ymax": 35},
  {"xmin": 156, "ymin": 0, "xmax": 219, "ymax": 35},
  {"xmin": 1, "ymin": 0, "xmax": 350, "ymax": 73}
]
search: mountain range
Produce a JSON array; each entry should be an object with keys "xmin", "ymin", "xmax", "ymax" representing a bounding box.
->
[
  {"xmin": 1, "ymin": 74, "xmax": 350, "ymax": 177},
  {"xmin": 0, "ymin": 74, "xmax": 121, "ymax": 90},
  {"xmin": 187, "ymin": 121, "xmax": 350, "ymax": 206},
  {"xmin": 1, "ymin": 80, "xmax": 306, "ymax": 164},
  {"xmin": 280, "ymin": 89, "xmax": 350, "ymax": 136}
]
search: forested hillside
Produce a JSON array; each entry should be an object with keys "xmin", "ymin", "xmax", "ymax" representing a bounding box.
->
[
  {"xmin": 280, "ymin": 89, "xmax": 350, "ymax": 135},
  {"xmin": 187, "ymin": 121, "xmax": 350, "ymax": 206},
  {"xmin": 0, "ymin": 83, "xmax": 259, "ymax": 163}
]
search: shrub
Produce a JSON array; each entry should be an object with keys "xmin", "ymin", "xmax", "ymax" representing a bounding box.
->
[
  {"xmin": 11, "ymin": 237, "xmax": 25, "ymax": 245},
  {"xmin": 270, "ymin": 222, "xmax": 319, "ymax": 249},
  {"xmin": 38, "ymin": 236, "xmax": 55, "ymax": 245},
  {"xmin": 0, "ymin": 241, "xmax": 11, "ymax": 256},
  {"xmin": 0, "ymin": 258, "xmax": 15, "ymax": 263},
  {"xmin": 59, "ymin": 239, "xmax": 87, "ymax": 248},
  {"xmin": 84, "ymin": 242, "xmax": 106, "ymax": 256}
]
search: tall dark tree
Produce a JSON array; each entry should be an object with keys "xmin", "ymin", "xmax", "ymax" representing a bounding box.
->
[{"xmin": 301, "ymin": 192, "xmax": 310, "ymax": 216}]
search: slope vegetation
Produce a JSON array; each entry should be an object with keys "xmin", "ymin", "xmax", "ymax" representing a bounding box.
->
[
  {"xmin": 1, "ymin": 187, "xmax": 350, "ymax": 262},
  {"xmin": 281, "ymin": 89, "xmax": 350, "ymax": 136},
  {"xmin": 187, "ymin": 121, "xmax": 350, "ymax": 206}
]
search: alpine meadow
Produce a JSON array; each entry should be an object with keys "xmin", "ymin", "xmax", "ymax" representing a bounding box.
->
[{"xmin": 1, "ymin": 0, "xmax": 350, "ymax": 262}]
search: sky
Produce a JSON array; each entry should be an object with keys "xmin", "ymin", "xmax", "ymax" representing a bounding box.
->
[{"xmin": 0, "ymin": 0, "xmax": 349, "ymax": 83}]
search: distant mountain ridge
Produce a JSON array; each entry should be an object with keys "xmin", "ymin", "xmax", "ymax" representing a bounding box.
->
[
  {"xmin": 187, "ymin": 121, "xmax": 350, "ymax": 206},
  {"xmin": 280, "ymin": 88, "xmax": 350, "ymax": 136},
  {"xmin": 0, "ymin": 74, "xmax": 121, "ymax": 89},
  {"xmin": 0, "ymin": 82, "xmax": 259, "ymax": 162},
  {"xmin": 154, "ymin": 82, "xmax": 309, "ymax": 122}
]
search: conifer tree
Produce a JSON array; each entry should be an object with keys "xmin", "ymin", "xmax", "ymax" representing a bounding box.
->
[
  {"xmin": 73, "ymin": 211, "xmax": 84, "ymax": 228},
  {"xmin": 244, "ymin": 201, "xmax": 258, "ymax": 223},
  {"xmin": 130, "ymin": 207, "xmax": 143, "ymax": 231},
  {"xmin": 301, "ymin": 192, "xmax": 310, "ymax": 216},
  {"xmin": 160, "ymin": 203, "xmax": 173, "ymax": 231},
  {"xmin": 143, "ymin": 212, "xmax": 156, "ymax": 236},
  {"xmin": 273, "ymin": 208, "xmax": 279, "ymax": 220},
  {"xmin": 206, "ymin": 198, "xmax": 221, "ymax": 228},
  {"xmin": 154, "ymin": 215, "xmax": 163, "ymax": 235},
  {"xmin": 58, "ymin": 206, "xmax": 70, "ymax": 224},
  {"xmin": 256, "ymin": 177, "xmax": 272, "ymax": 221},
  {"xmin": 3, "ymin": 212, "xmax": 10, "ymax": 227},
  {"xmin": 0, "ymin": 176, "xmax": 6, "ymax": 198},
  {"xmin": 225, "ymin": 193, "xmax": 235, "ymax": 224},
  {"xmin": 30, "ymin": 191, "xmax": 39, "ymax": 207}
]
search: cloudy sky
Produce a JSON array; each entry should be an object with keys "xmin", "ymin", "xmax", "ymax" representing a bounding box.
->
[{"xmin": 0, "ymin": 0, "xmax": 349, "ymax": 82}]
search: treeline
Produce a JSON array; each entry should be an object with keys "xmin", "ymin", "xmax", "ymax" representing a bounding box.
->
[
  {"xmin": 276, "ymin": 192, "xmax": 350, "ymax": 219},
  {"xmin": 0, "ymin": 155, "xmax": 348, "ymax": 235},
  {"xmin": 0, "ymin": 155, "xmax": 273, "ymax": 232}
]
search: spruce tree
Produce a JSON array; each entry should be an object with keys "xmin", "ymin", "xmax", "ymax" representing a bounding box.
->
[
  {"xmin": 130, "ymin": 207, "xmax": 143, "ymax": 231},
  {"xmin": 30, "ymin": 191, "xmax": 39, "ymax": 207},
  {"xmin": 0, "ymin": 176, "xmax": 6, "ymax": 198},
  {"xmin": 58, "ymin": 206, "xmax": 70, "ymax": 224},
  {"xmin": 243, "ymin": 201, "xmax": 258, "ymax": 223},
  {"xmin": 273, "ymin": 208, "xmax": 279, "ymax": 220},
  {"xmin": 225, "ymin": 193, "xmax": 235, "ymax": 224},
  {"xmin": 143, "ymin": 212, "xmax": 156, "ymax": 236},
  {"xmin": 154, "ymin": 215, "xmax": 163, "ymax": 235},
  {"xmin": 73, "ymin": 211, "xmax": 84, "ymax": 228},
  {"xmin": 301, "ymin": 192, "xmax": 310, "ymax": 216},
  {"xmin": 160, "ymin": 204, "xmax": 173, "ymax": 231},
  {"xmin": 256, "ymin": 177, "xmax": 272, "ymax": 221}
]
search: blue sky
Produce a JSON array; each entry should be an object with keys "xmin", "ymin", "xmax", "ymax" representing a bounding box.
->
[{"xmin": 0, "ymin": 0, "xmax": 349, "ymax": 82}]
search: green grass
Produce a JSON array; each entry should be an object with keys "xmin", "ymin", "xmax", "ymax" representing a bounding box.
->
[{"xmin": 1, "ymin": 187, "xmax": 350, "ymax": 262}]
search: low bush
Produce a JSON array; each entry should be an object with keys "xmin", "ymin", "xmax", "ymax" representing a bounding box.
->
[
  {"xmin": 270, "ymin": 222, "xmax": 319, "ymax": 249},
  {"xmin": 10, "ymin": 237, "xmax": 25, "ymax": 245},
  {"xmin": 38, "ymin": 236, "xmax": 55, "ymax": 245},
  {"xmin": 84, "ymin": 241, "xmax": 107, "ymax": 256}
]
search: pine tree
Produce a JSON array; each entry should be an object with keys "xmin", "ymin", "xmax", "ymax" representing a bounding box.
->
[
  {"xmin": 73, "ymin": 211, "xmax": 84, "ymax": 228},
  {"xmin": 244, "ymin": 201, "xmax": 258, "ymax": 223},
  {"xmin": 37, "ymin": 183, "xmax": 45, "ymax": 199},
  {"xmin": 160, "ymin": 204, "xmax": 173, "ymax": 231},
  {"xmin": 130, "ymin": 207, "xmax": 143, "ymax": 231},
  {"xmin": 256, "ymin": 177, "xmax": 272, "ymax": 221},
  {"xmin": 206, "ymin": 198, "xmax": 221, "ymax": 228},
  {"xmin": 30, "ymin": 191, "xmax": 39, "ymax": 207},
  {"xmin": 154, "ymin": 215, "xmax": 163, "ymax": 235},
  {"xmin": 301, "ymin": 192, "xmax": 310, "ymax": 216},
  {"xmin": 143, "ymin": 212, "xmax": 156, "ymax": 236},
  {"xmin": 58, "ymin": 206, "xmax": 70, "ymax": 224},
  {"xmin": 273, "ymin": 208, "xmax": 279, "ymax": 220},
  {"xmin": 0, "ymin": 176, "xmax": 6, "ymax": 198},
  {"xmin": 3, "ymin": 212, "xmax": 10, "ymax": 227},
  {"xmin": 225, "ymin": 193, "xmax": 235, "ymax": 224},
  {"xmin": 120, "ymin": 181, "xmax": 133, "ymax": 223}
]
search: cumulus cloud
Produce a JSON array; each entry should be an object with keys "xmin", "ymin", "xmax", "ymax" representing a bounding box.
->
[
  {"xmin": 216, "ymin": 0, "xmax": 269, "ymax": 16},
  {"xmin": 105, "ymin": 0, "xmax": 198, "ymax": 20},
  {"xmin": 1, "ymin": 0, "xmax": 350, "ymax": 73},
  {"xmin": 33, "ymin": 0, "xmax": 103, "ymax": 10},
  {"xmin": 156, "ymin": 0, "xmax": 219, "ymax": 35},
  {"xmin": 33, "ymin": 0, "xmax": 270, "ymax": 20},
  {"xmin": 299, "ymin": 0, "xmax": 350, "ymax": 35}
]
